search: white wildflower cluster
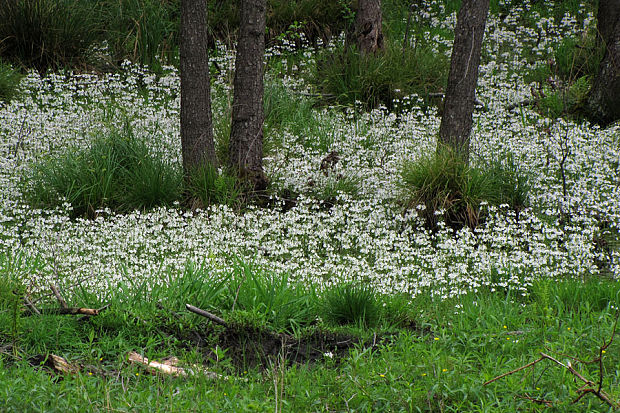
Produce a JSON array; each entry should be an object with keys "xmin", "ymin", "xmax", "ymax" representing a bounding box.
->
[{"xmin": 0, "ymin": 0, "xmax": 618, "ymax": 299}]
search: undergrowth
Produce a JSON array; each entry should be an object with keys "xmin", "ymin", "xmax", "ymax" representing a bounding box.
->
[
  {"xmin": 1, "ymin": 253, "xmax": 618, "ymax": 412},
  {"xmin": 401, "ymin": 147, "xmax": 529, "ymax": 230}
]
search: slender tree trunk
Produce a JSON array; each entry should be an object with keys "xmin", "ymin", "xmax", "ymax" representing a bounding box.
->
[
  {"xmin": 438, "ymin": 0, "xmax": 490, "ymax": 162},
  {"xmin": 180, "ymin": 0, "xmax": 217, "ymax": 174},
  {"xmin": 586, "ymin": 0, "xmax": 620, "ymax": 127},
  {"xmin": 354, "ymin": 0, "xmax": 384, "ymax": 54},
  {"xmin": 229, "ymin": 0, "xmax": 268, "ymax": 190}
]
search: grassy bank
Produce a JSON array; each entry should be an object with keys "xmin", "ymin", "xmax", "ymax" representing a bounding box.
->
[{"xmin": 1, "ymin": 270, "xmax": 618, "ymax": 412}]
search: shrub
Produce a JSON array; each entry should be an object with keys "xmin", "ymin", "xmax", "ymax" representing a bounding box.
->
[
  {"xmin": 0, "ymin": 0, "xmax": 99, "ymax": 71},
  {"xmin": 321, "ymin": 282, "xmax": 380, "ymax": 328},
  {"xmin": 22, "ymin": 125, "xmax": 182, "ymax": 217},
  {"xmin": 313, "ymin": 40, "xmax": 448, "ymax": 110},
  {"xmin": 0, "ymin": 60, "xmax": 22, "ymax": 103},
  {"xmin": 401, "ymin": 147, "xmax": 529, "ymax": 229}
]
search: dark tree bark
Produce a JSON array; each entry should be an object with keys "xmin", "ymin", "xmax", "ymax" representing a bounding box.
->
[
  {"xmin": 438, "ymin": 0, "xmax": 490, "ymax": 162},
  {"xmin": 354, "ymin": 0, "xmax": 384, "ymax": 54},
  {"xmin": 586, "ymin": 0, "xmax": 620, "ymax": 127},
  {"xmin": 180, "ymin": 0, "xmax": 218, "ymax": 174},
  {"xmin": 229, "ymin": 0, "xmax": 268, "ymax": 190}
]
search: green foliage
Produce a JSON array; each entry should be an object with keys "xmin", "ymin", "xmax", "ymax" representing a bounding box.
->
[
  {"xmin": 96, "ymin": 0, "xmax": 179, "ymax": 71},
  {"xmin": 311, "ymin": 175, "xmax": 362, "ymax": 206},
  {"xmin": 208, "ymin": 0, "xmax": 349, "ymax": 47},
  {"xmin": 313, "ymin": 41, "xmax": 448, "ymax": 110},
  {"xmin": 225, "ymin": 262, "xmax": 316, "ymax": 333},
  {"xmin": 0, "ymin": 60, "xmax": 22, "ymax": 103},
  {"xmin": 0, "ymin": 0, "xmax": 99, "ymax": 71},
  {"xmin": 526, "ymin": 31, "xmax": 604, "ymax": 119},
  {"xmin": 263, "ymin": 78, "xmax": 317, "ymax": 139},
  {"xmin": 321, "ymin": 282, "xmax": 380, "ymax": 328},
  {"xmin": 0, "ymin": 260, "xmax": 618, "ymax": 412},
  {"xmin": 22, "ymin": 124, "xmax": 182, "ymax": 217},
  {"xmin": 401, "ymin": 147, "xmax": 530, "ymax": 229},
  {"xmin": 186, "ymin": 164, "xmax": 244, "ymax": 210}
]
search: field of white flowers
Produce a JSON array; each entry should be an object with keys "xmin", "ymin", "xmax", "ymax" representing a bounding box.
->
[{"xmin": 0, "ymin": 0, "xmax": 618, "ymax": 300}]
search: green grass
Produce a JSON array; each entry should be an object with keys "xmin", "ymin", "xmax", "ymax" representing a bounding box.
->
[
  {"xmin": 96, "ymin": 0, "xmax": 180, "ymax": 72},
  {"xmin": 0, "ymin": 0, "xmax": 99, "ymax": 72},
  {"xmin": 186, "ymin": 164, "xmax": 244, "ymax": 210},
  {"xmin": 400, "ymin": 147, "xmax": 530, "ymax": 229},
  {"xmin": 0, "ymin": 59, "xmax": 22, "ymax": 103},
  {"xmin": 22, "ymin": 123, "xmax": 183, "ymax": 218},
  {"xmin": 313, "ymin": 40, "xmax": 448, "ymax": 110},
  {"xmin": 1, "ymin": 254, "xmax": 618, "ymax": 412},
  {"xmin": 321, "ymin": 282, "xmax": 381, "ymax": 328}
]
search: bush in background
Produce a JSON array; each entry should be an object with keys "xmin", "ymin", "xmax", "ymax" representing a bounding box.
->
[
  {"xmin": 313, "ymin": 41, "xmax": 448, "ymax": 110},
  {"xmin": 0, "ymin": 0, "xmax": 99, "ymax": 72}
]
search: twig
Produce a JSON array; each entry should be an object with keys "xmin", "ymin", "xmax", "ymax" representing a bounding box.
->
[
  {"xmin": 483, "ymin": 357, "xmax": 544, "ymax": 386},
  {"xmin": 516, "ymin": 394, "xmax": 553, "ymax": 407},
  {"xmin": 31, "ymin": 307, "xmax": 103, "ymax": 316},
  {"xmin": 185, "ymin": 304, "xmax": 228, "ymax": 328},
  {"xmin": 23, "ymin": 296, "xmax": 40, "ymax": 315},
  {"xmin": 485, "ymin": 313, "xmax": 620, "ymax": 409},
  {"xmin": 506, "ymin": 99, "xmax": 534, "ymax": 111},
  {"xmin": 50, "ymin": 284, "xmax": 68, "ymax": 309}
]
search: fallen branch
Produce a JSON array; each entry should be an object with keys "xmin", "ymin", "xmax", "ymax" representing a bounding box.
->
[
  {"xmin": 37, "ymin": 307, "xmax": 103, "ymax": 316},
  {"xmin": 185, "ymin": 304, "xmax": 228, "ymax": 328},
  {"xmin": 128, "ymin": 351, "xmax": 220, "ymax": 379},
  {"xmin": 484, "ymin": 312, "xmax": 620, "ymax": 409},
  {"xmin": 506, "ymin": 99, "xmax": 534, "ymax": 111},
  {"xmin": 23, "ymin": 296, "xmax": 40, "ymax": 315},
  {"xmin": 50, "ymin": 284, "xmax": 68, "ymax": 309},
  {"xmin": 48, "ymin": 354, "xmax": 79, "ymax": 374}
]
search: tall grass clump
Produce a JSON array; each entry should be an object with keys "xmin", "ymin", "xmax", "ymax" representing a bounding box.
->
[
  {"xmin": 22, "ymin": 125, "xmax": 182, "ymax": 217},
  {"xmin": 313, "ymin": 41, "xmax": 448, "ymax": 109},
  {"xmin": 224, "ymin": 262, "xmax": 317, "ymax": 333},
  {"xmin": 96, "ymin": 0, "xmax": 179, "ymax": 71},
  {"xmin": 0, "ymin": 0, "xmax": 99, "ymax": 72},
  {"xmin": 321, "ymin": 282, "xmax": 380, "ymax": 328},
  {"xmin": 186, "ymin": 164, "xmax": 244, "ymax": 210},
  {"xmin": 263, "ymin": 79, "xmax": 318, "ymax": 140},
  {"xmin": 401, "ymin": 147, "xmax": 529, "ymax": 229},
  {"xmin": 0, "ymin": 59, "xmax": 22, "ymax": 103}
]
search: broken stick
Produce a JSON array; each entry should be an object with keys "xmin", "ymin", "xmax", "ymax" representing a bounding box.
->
[
  {"xmin": 185, "ymin": 304, "xmax": 228, "ymax": 327},
  {"xmin": 50, "ymin": 284, "xmax": 68, "ymax": 309},
  {"xmin": 128, "ymin": 351, "xmax": 220, "ymax": 379}
]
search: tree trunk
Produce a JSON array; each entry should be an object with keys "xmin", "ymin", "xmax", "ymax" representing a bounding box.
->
[
  {"xmin": 354, "ymin": 0, "xmax": 384, "ymax": 54},
  {"xmin": 229, "ymin": 0, "xmax": 268, "ymax": 190},
  {"xmin": 180, "ymin": 0, "xmax": 217, "ymax": 174},
  {"xmin": 586, "ymin": 0, "xmax": 620, "ymax": 127},
  {"xmin": 438, "ymin": 0, "xmax": 490, "ymax": 162}
]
